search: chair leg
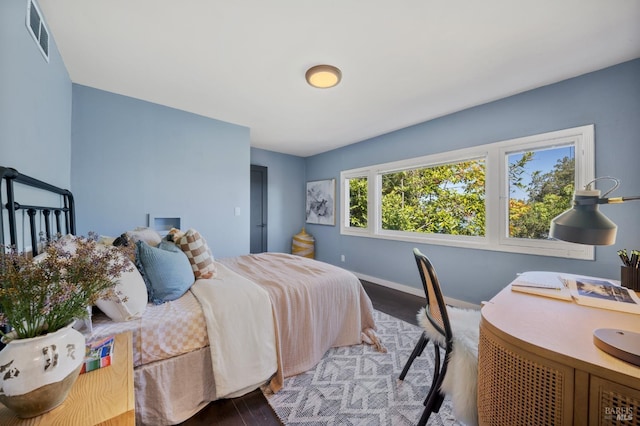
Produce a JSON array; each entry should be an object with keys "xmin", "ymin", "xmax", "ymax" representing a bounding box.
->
[
  {"xmin": 418, "ymin": 391, "xmax": 445, "ymax": 426},
  {"xmin": 423, "ymin": 343, "xmax": 440, "ymax": 405},
  {"xmin": 417, "ymin": 403, "xmax": 433, "ymax": 426},
  {"xmin": 399, "ymin": 331, "xmax": 429, "ymax": 380},
  {"xmin": 432, "ymin": 392, "xmax": 445, "ymax": 413},
  {"xmin": 418, "ymin": 344, "xmax": 447, "ymax": 426}
]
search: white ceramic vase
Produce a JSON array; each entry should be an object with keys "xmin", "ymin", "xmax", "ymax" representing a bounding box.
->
[{"xmin": 0, "ymin": 323, "xmax": 85, "ymax": 418}]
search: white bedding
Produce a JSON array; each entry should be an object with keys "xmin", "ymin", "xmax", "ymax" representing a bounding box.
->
[
  {"xmin": 190, "ymin": 263, "xmax": 277, "ymax": 397},
  {"xmin": 88, "ymin": 254, "xmax": 375, "ymax": 425}
]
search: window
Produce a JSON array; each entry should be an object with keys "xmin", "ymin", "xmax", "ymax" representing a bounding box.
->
[
  {"xmin": 507, "ymin": 146, "xmax": 575, "ymax": 240},
  {"xmin": 380, "ymin": 159, "xmax": 485, "ymax": 236},
  {"xmin": 346, "ymin": 176, "xmax": 368, "ymax": 228},
  {"xmin": 340, "ymin": 125, "xmax": 595, "ymax": 259}
]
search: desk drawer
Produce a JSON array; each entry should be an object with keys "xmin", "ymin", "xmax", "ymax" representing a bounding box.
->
[{"xmin": 589, "ymin": 375, "xmax": 640, "ymax": 426}]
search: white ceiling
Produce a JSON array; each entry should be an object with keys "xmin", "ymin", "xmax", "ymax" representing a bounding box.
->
[{"xmin": 39, "ymin": 0, "xmax": 640, "ymax": 157}]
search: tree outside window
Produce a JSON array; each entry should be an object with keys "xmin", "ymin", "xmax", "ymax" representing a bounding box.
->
[
  {"xmin": 380, "ymin": 160, "xmax": 485, "ymax": 236},
  {"xmin": 340, "ymin": 125, "xmax": 593, "ymax": 259},
  {"xmin": 347, "ymin": 177, "xmax": 367, "ymax": 228},
  {"xmin": 508, "ymin": 146, "xmax": 575, "ymax": 239}
]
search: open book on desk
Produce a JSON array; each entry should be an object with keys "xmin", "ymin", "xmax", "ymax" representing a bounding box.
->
[
  {"xmin": 563, "ymin": 277, "xmax": 640, "ymax": 314},
  {"xmin": 510, "ymin": 272, "xmax": 640, "ymax": 311},
  {"xmin": 512, "ymin": 271, "xmax": 565, "ymax": 289},
  {"xmin": 510, "ymin": 271, "xmax": 572, "ymax": 300}
]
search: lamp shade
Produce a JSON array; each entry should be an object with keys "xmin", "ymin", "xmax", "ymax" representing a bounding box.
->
[{"xmin": 549, "ymin": 190, "xmax": 618, "ymax": 245}]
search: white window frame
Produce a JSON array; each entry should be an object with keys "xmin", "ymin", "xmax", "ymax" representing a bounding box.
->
[{"xmin": 340, "ymin": 125, "xmax": 595, "ymax": 260}]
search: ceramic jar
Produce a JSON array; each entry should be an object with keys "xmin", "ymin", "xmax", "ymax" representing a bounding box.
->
[{"xmin": 0, "ymin": 323, "xmax": 85, "ymax": 418}]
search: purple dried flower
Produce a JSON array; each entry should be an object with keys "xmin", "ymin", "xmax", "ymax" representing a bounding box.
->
[{"xmin": 0, "ymin": 234, "xmax": 131, "ymax": 339}]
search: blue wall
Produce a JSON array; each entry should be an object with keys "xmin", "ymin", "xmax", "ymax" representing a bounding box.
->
[
  {"xmin": 305, "ymin": 60, "xmax": 640, "ymax": 304},
  {"xmin": 3, "ymin": 0, "xmax": 638, "ymax": 304},
  {"xmin": 71, "ymin": 85, "xmax": 251, "ymax": 258},
  {"xmin": 0, "ymin": 1, "xmax": 71, "ymax": 188},
  {"xmin": 0, "ymin": 0, "xmax": 294, "ymax": 258},
  {"xmin": 250, "ymin": 148, "xmax": 306, "ymax": 253}
]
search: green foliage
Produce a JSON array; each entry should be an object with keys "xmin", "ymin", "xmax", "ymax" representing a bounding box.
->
[
  {"xmin": 509, "ymin": 154, "xmax": 575, "ymax": 239},
  {"xmin": 346, "ymin": 150, "xmax": 574, "ymax": 240},
  {"xmin": 509, "ymin": 151, "xmax": 534, "ymax": 195},
  {"xmin": 380, "ymin": 160, "xmax": 486, "ymax": 236},
  {"xmin": 348, "ymin": 177, "xmax": 368, "ymax": 227}
]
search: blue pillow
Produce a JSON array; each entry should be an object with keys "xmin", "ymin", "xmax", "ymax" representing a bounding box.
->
[{"xmin": 135, "ymin": 240, "xmax": 195, "ymax": 304}]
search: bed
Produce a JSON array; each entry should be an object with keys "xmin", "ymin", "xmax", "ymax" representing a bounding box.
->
[{"xmin": 0, "ymin": 166, "xmax": 382, "ymax": 425}]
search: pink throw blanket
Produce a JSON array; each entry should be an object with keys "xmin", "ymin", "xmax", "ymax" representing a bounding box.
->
[{"xmin": 220, "ymin": 252, "xmax": 382, "ymax": 392}]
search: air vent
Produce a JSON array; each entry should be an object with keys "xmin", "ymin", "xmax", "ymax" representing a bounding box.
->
[{"xmin": 26, "ymin": 0, "xmax": 49, "ymax": 62}]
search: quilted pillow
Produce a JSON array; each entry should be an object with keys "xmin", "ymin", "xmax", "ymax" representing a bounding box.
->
[
  {"xmin": 135, "ymin": 240, "xmax": 195, "ymax": 304},
  {"xmin": 176, "ymin": 229, "xmax": 217, "ymax": 279},
  {"xmin": 95, "ymin": 257, "xmax": 148, "ymax": 321}
]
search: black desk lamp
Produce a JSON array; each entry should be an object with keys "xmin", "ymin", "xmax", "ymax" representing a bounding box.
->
[{"xmin": 549, "ymin": 176, "xmax": 640, "ymax": 366}]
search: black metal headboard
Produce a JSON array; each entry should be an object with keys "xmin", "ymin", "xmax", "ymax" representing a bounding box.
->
[{"xmin": 0, "ymin": 166, "xmax": 75, "ymax": 255}]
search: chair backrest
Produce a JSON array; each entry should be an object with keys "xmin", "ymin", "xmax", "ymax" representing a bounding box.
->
[{"xmin": 413, "ymin": 248, "xmax": 453, "ymax": 350}]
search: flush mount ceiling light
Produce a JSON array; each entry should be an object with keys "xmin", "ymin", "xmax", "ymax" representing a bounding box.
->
[{"xmin": 305, "ymin": 65, "xmax": 342, "ymax": 89}]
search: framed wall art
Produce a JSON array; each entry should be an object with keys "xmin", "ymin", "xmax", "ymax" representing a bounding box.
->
[{"xmin": 306, "ymin": 179, "xmax": 335, "ymax": 226}]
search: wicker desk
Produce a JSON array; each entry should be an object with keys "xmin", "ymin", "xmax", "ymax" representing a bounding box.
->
[{"xmin": 478, "ymin": 283, "xmax": 640, "ymax": 426}]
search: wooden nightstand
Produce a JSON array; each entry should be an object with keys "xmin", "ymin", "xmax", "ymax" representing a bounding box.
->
[{"xmin": 0, "ymin": 332, "xmax": 135, "ymax": 425}]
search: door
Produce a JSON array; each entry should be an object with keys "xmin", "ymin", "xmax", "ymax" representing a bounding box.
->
[{"xmin": 250, "ymin": 165, "xmax": 268, "ymax": 253}]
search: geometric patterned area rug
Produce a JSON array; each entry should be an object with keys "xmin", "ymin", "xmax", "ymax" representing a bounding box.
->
[{"xmin": 262, "ymin": 310, "xmax": 461, "ymax": 425}]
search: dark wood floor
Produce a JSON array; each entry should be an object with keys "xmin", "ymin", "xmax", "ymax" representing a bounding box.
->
[{"xmin": 179, "ymin": 280, "xmax": 424, "ymax": 426}]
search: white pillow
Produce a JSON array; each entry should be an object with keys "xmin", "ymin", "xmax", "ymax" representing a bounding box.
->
[
  {"xmin": 98, "ymin": 235, "xmax": 116, "ymax": 246},
  {"xmin": 96, "ymin": 259, "xmax": 148, "ymax": 322},
  {"xmin": 56, "ymin": 233, "xmax": 79, "ymax": 254},
  {"xmin": 126, "ymin": 227, "xmax": 162, "ymax": 247}
]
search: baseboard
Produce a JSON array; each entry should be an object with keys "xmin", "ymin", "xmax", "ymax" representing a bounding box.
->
[{"xmin": 353, "ymin": 271, "xmax": 480, "ymax": 310}]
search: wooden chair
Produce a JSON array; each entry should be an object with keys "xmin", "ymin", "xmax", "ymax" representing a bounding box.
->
[{"xmin": 399, "ymin": 248, "xmax": 480, "ymax": 426}]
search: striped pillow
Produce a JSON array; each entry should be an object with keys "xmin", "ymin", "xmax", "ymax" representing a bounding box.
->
[{"xmin": 177, "ymin": 229, "xmax": 217, "ymax": 279}]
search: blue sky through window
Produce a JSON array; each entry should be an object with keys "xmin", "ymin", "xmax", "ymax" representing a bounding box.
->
[{"xmin": 509, "ymin": 146, "xmax": 575, "ymax": 201}]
